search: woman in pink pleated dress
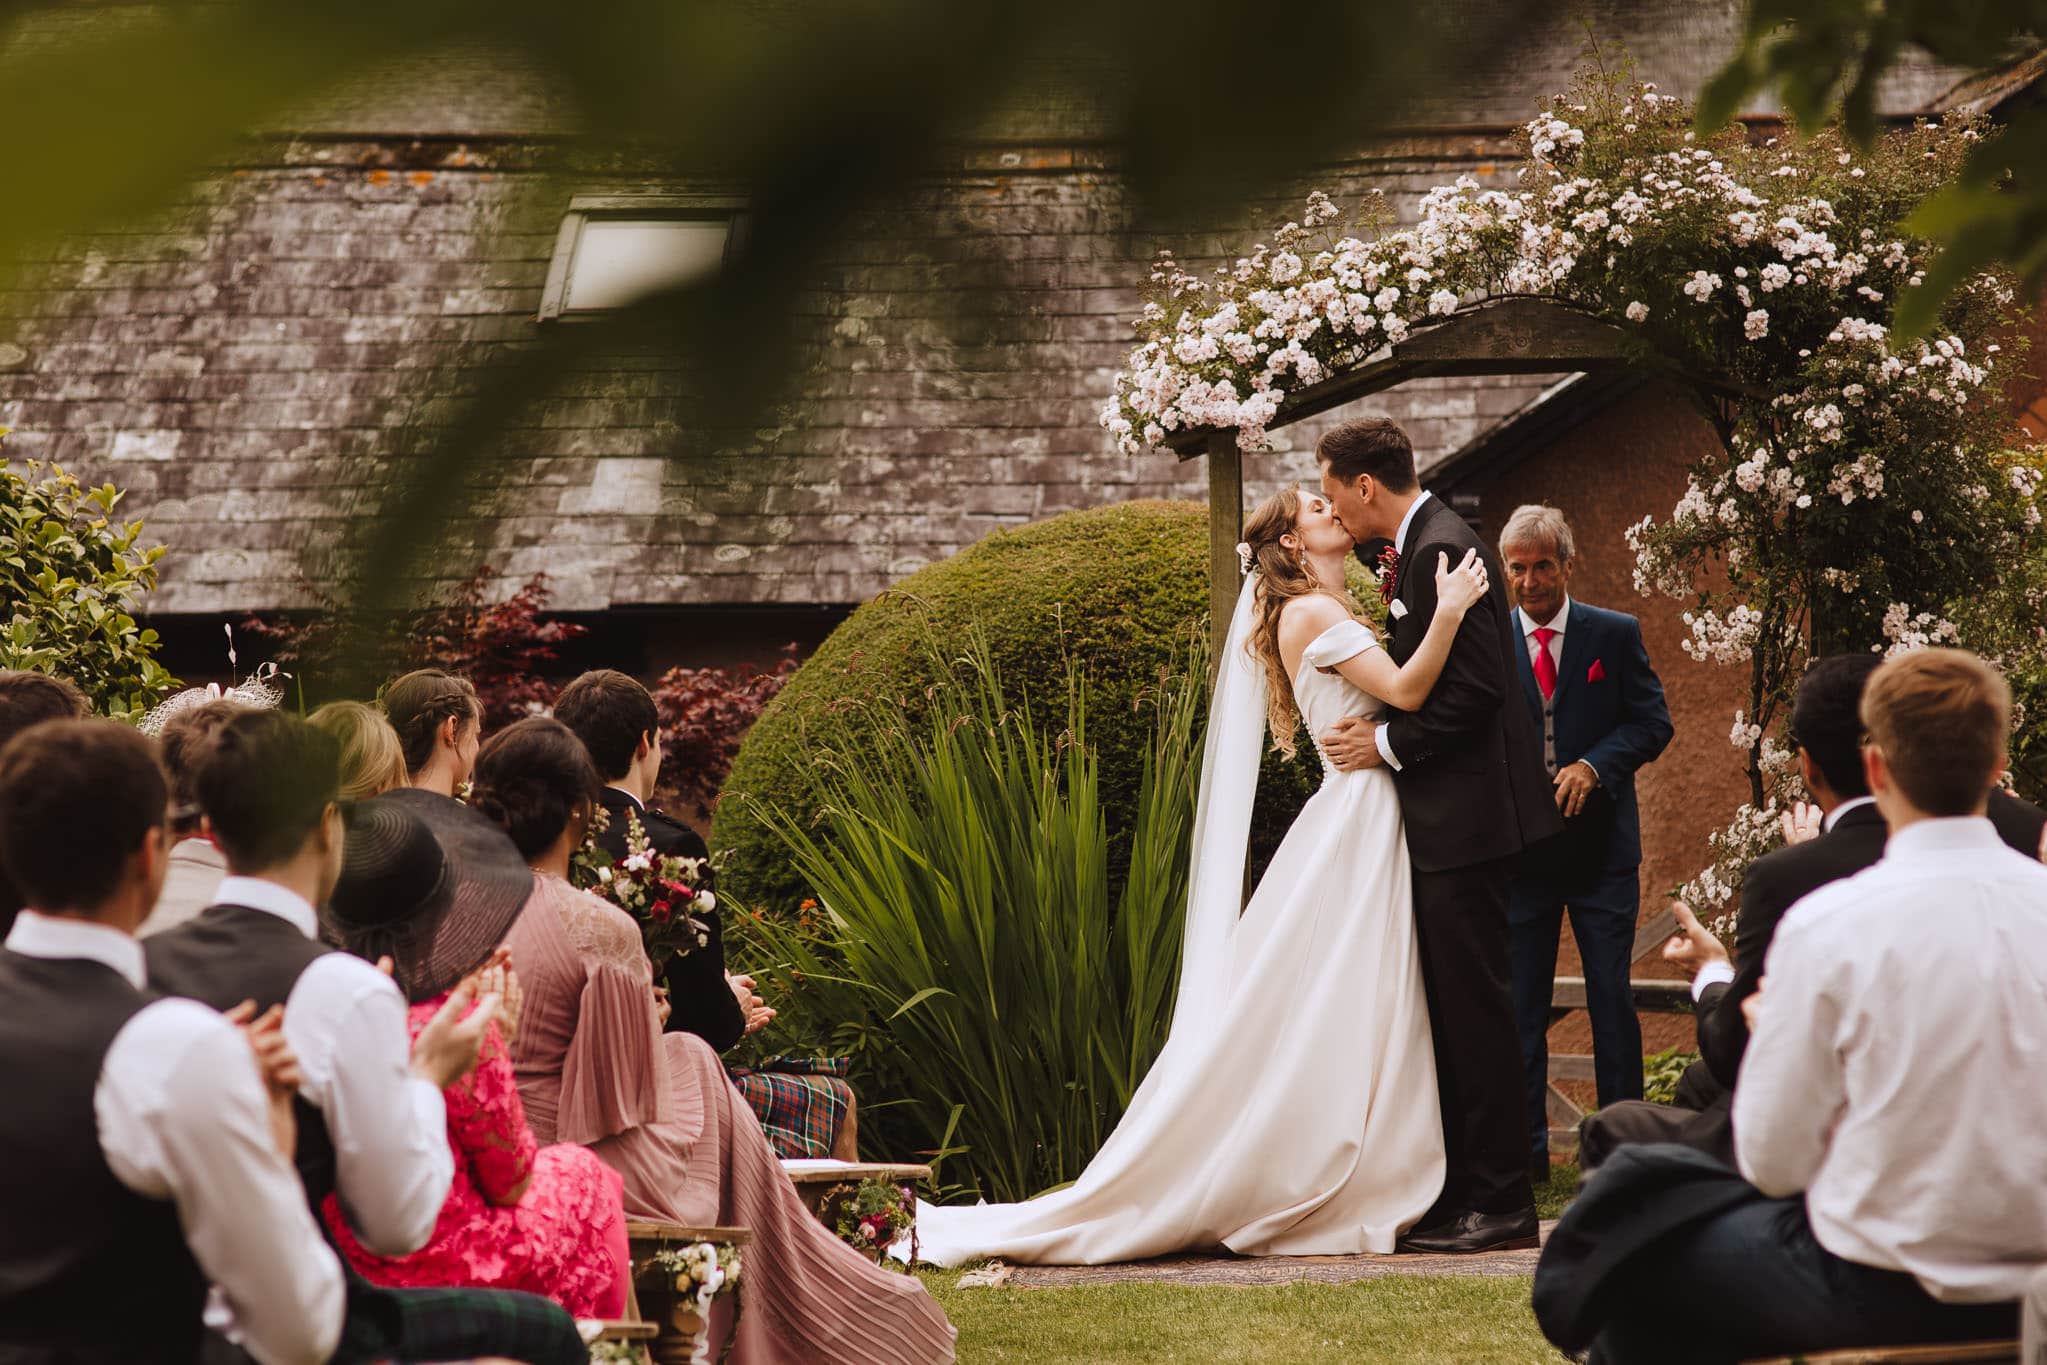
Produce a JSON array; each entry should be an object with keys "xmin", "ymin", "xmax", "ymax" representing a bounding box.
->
[
  {"xmin": 471, "ymin": 717, "xmax": 956, "ymax": 1365},
  {"xmin": 317, "ymin": 793, "xmax": 631, "ymax": 1319}
]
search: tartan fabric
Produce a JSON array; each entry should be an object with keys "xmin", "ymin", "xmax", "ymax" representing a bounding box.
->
[
  {"xmin": 729, "ymin": 1065, "xmax": 853, "ymax": 1160},
  {"xmin": 332, "ymin": 1272, "xmax": 587, "ymax": 1365}
]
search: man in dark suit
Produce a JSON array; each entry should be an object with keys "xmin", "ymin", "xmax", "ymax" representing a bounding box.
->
[
  {"xmin": 553, "ymin": 668, "xmax": 764, "ymax": 1051},
  {"xmin": 1318, "ymin": 416, "xmax": 1564, "ymax": 1254},
  {"xmin": 1498, "ymin": 505, "xmax": 1673, "ymax": 1185},
  {"xmin": 1581, "ymin": 652, "xmax": 2047, "ymax": 1169}
]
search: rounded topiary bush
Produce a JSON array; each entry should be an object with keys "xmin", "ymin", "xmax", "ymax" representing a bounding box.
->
[{"xmin": 712, "ymin": 499, "xmax": 1321, "ymax": 915}]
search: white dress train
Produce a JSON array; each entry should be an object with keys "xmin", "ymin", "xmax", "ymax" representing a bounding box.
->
[{"xmin": 913, "ymin": 618, "xmax": 1444, "ymax": 1265}]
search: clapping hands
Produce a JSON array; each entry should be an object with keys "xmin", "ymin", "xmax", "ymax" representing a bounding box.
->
[
  {"xmin": 226, "ymin": 1000, "xmax": 299, "ymax": 1159},
  {"xmin": 409, "ymin": 963, "xmax": 504, "ymax": 1090},
  {"xmin": 729, "ymin": 973, "xmax": 775, "ymax": 1035}
]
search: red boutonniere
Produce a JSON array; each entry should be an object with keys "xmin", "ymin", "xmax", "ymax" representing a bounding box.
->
[
  {"xmin": 1587, "ymin": 658, "xmax": 1607, "ymax": 683},
  {"xmin": 1376, "ymin": 545, "xmax": 1401, "ymax": 604}
]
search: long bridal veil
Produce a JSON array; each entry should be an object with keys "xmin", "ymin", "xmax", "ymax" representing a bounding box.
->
[{"xmin": 1171, "ymin": 569, "xmax": 1266, "ymax": 1045}]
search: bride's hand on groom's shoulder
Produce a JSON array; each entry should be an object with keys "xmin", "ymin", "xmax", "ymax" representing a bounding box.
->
[{"xmin": 1432, "ymin": 548, "xmax": 1489, "ymax": 617}]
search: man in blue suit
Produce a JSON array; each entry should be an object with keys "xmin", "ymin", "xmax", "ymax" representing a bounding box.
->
[{"xmin": 1499, "ymin": 504, "xmax": 1673, "ymax": 1184}]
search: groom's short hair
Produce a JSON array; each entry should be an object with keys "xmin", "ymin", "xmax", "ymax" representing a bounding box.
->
[
  {"xmin": 1316, "ymin": 418, "xmax": 1418, "ymax": 493},
  {"xmin": 1861, "ymin": 649, "xmax": 2009, "ymax": 817},
  {"xmin": 554, "ymin": 669, "xmax": 658, "ymax": 782}
]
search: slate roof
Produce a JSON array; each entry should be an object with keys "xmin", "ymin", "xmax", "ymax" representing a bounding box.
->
[{"xmin": 0, "ymin": 3, "xmax": 1977, "ymax": 615}]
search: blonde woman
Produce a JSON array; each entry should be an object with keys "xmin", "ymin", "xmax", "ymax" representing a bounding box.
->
[
  {"xmin": 914, "ymin": 484, "xmax": 1488, "ymax": 1267},
  {"xmin": 310, "ymin": 701, "xmax": 408, "ymax": 801}
]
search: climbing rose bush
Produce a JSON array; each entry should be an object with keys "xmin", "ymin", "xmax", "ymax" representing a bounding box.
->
[{"xmin": 1104, "ymin": 67, "xmax": 2045, "ymax": 926}]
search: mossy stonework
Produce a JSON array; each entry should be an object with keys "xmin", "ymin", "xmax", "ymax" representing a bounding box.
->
[{"xmin": 712, "ymin": 499, "xmax": 1320, "ymax": 916}]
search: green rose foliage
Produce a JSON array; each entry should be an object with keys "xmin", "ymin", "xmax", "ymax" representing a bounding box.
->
[
  {"xmin": 0, "ymin": 445, "xmax": 177, "ymax": 721},
  {"xmin": 712, "ymin": 500, "xmax": 1321, "ymax": 917}
]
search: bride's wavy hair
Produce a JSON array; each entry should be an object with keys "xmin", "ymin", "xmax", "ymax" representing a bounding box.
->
[{"xmin": 1242, "ymin": 488, "xmax": 1358, "ymax": 758}]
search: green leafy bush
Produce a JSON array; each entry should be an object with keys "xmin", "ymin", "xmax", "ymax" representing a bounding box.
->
[
  {"xmin": 0, "ymin": 445, "xmax": 176, "ymax": 720},
  {"xmin": 1641, "ymin": 1046, "xmax": 1699, "ymax": 1107},
  {"xmin": 738, "ymin": 628, "xmax": 1203, "ymax": 1202},
  {"xmin": 712, "ymin": 500, "xmax": 1319, "ymax": 916}
]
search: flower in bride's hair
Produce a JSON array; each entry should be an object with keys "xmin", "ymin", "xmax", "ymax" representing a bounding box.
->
[{"xmin": 1236, "ymin": 541, "xmax": 1254, "ymax": 574}]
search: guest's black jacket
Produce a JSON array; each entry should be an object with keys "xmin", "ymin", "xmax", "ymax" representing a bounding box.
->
[
  {"xmin": 1372, "ymin": 496, "xmax": 1563, "ymax": 872},
  {"xmin": 594, "ymin": 786, "xmax": 746, "ymax": 1053},
  {"xmin": 1697, "ymin": 789, "xmax": 2047, "ymax": 1088}
]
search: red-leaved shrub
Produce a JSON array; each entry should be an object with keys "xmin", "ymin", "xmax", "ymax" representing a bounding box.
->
[{"xmin": 651, "ymin": 647, "xmax": 799, "ymax": 820}]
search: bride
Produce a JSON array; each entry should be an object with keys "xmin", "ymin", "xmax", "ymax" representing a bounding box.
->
[{"xmin": 914, "ymin": 485, "xmax": 1490, "ymax": 1265}]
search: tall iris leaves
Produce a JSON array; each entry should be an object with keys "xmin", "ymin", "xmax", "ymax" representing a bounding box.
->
[{"xmin": 745, "ymin": 628, "xmax": 1204, "ymax": 1202}]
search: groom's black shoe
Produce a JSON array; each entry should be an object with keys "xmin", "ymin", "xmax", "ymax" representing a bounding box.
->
[{"xmin": 1396, "ymin": 1207, "xmax": 1539, "ymax": 1255}]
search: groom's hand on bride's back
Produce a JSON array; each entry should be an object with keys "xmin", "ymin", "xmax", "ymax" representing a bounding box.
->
[{"xmin": 1320, "ymin": 716, "xmax": 1384, "ymax": 771}]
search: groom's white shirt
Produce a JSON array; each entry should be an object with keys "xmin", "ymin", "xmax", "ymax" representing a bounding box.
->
[{"xmin": 1372, "ymin": 491, "xmax": 1434, "ymax": 771}]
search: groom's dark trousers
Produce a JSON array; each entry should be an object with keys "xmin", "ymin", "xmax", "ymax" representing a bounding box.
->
[{"xmin": 1376, "ymin": 495, "xmax": 1563, "ymax": 1221}]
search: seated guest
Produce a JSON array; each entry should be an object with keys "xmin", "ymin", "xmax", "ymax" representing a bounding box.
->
[
  {"xmin": 1583, "ymin": 653, "xmax": 2047, "ymax": 1170},
  {"xmin": 1538, "ymin": 649, "xmax": 2047, "ymax": 1364},
  {"xmin": 319, "ymin": 796, "xmax": 630, "ymax": 1318},
  {"xmin": 139, "ymin": 698, "xmax": 252, "ymax": 938},
  {"xmin": 552, "ymin": 668, "xmax": 757, "ymax": 1048},
  {"xmin": 0, "ymin": 718, "xmax": 344, "ymax": 1365},
  {"xmin": 475, "ymin": 718, "xmax": 957, "ymax": 1365},
  {"xmin": 311, "ymin": 700, "xmax": 409, "ymax": 800},
  {"xmin": 143, "ymin": 711, "xmax": 585, "ymax": 1365},
  {"xmin": 553, "ymin": 670, "xmax": 858, "ymax": 1159},
  {"xmin": 0, "ymin": 669, "xmax": 90, "ymax": 934},
  {"xmin": 384, "ymin": 668, "xmax": 483, "ymax": 797},
  {"xmin": 1498, "ymin": 504, "xmax": 1673, "ymax": 1185}
]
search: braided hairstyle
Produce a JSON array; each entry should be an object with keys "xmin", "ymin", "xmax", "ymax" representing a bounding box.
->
[{"xmin": 381, "ymin": 669, "xmax": 482, "ymax": 778}]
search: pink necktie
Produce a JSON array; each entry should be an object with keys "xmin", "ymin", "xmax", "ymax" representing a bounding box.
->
[{"xmin": 1533, "ymin": 626, "xmax": 1558, "ymax": 700}]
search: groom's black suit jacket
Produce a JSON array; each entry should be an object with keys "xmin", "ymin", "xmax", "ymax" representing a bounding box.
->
[{"xmin": 1377, "ymin": 495, "xmax": 1562, "ymax": 873}]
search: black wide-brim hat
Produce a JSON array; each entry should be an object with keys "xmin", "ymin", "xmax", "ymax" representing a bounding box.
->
[{"xmin": 328, "ymin": 787, "xmax": 535, "ymax": 1003}]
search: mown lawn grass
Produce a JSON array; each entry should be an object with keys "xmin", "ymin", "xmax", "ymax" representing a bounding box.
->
[
  {"xmin": 911, "ymin": 1159, "xmax": 1583, "ymax": 1362},
  {"xmin": 917, "ymin": 1270, "xmax": 1565, "ymax": 1364}
]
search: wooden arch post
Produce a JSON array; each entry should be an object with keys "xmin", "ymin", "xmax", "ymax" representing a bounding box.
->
[{"xmin": 1206, "ymin": 428, "xmax": 1243, "ymax": 673}]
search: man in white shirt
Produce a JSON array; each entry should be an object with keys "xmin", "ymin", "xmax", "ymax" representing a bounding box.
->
[
  {"xmin": 144, "ymin": 710, "xmax": 586, "ymax": 1365},
  {"xmin": 1578, "ymin": 649, "xmax": 2040, "ymax": 1363},
  {"xmin": 0, "ymin": 717, "xmax": 343, "ymax": 1365}
]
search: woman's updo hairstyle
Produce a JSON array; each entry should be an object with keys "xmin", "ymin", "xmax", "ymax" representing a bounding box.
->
[
  {"xmin": 467, "ymin": 716, "xmax": 602, "ymax": 861},
  {"xmin": 381, "ymin": 669, "xmax": 482, "ymax": 776}
]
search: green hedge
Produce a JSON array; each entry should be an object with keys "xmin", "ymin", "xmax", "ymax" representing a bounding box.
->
[{"xmin": 712, "ymin": 499, "xmax": 1320, "ymax": 914}]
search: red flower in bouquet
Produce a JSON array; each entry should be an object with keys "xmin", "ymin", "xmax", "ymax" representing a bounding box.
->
[{"xmin": 568, "ymin": 806, "xmax": 713, "ymax": 963}]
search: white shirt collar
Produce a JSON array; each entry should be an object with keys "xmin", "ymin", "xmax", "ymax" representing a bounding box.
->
[
  {"xmin": 1519, "ymin": 597, "xmax": 1572, "ymax": 637},
  {"xmin": 606, "ymin": 784, "xmax": 646, "ymax": 812},
  {"xmin": 1822, "ymin": 795, "xmax": 1878, "ymax": 833},
  {"xmin": 212, "ymin": 876, "xmax": 321, "ymax": 938},
  {"xmin": 4, "ymin": 910, "xmax": 146, "ymax": 987},
  {"xmin": 1393, "ymin": 491, "xmax": 1433, "ymax": 556},
  {"xmin": 1883, "ymin": 813, "xmax": 2002, "ymax": 856}
]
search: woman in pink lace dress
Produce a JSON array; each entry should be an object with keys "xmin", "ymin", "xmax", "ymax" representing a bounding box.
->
[
  {"xmin": 318, "ymin": 794, "xmax": 631, "ymax": 1319},
  {"xmin": 471, "ymin": 718, "xmax": 956, "ymax": 1365}
]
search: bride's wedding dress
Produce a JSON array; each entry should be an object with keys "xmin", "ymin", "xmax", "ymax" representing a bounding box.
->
[{"xmin": 914, "ymin": 595, "xmax": 1444, "ymax": 1266}]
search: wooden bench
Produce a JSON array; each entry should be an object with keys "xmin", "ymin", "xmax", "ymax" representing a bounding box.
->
[
  {"xmin": 1743, "ymin": 1343, "xmax": 2016, "ymax": 1363},
  {"xmin": 780, "ymin": 1159, "xmax": 932, "ymax": 1219},
  {"xmin": 624, "ymin": 1221, "xmax": 752, "ymax": 1365}
]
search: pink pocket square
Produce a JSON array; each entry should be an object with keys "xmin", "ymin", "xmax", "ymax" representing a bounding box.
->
[{"xmin": 1587, "ymin": 659, "xmax": 1607, "ymax": 683}]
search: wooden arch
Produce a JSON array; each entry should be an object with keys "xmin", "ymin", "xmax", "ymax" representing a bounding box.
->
[{"xmin": 1163, "ymin": 296, "xmax": 1656, "ymax": 655}]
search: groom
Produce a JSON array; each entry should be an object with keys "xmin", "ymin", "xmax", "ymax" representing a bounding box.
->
[{"xmin": 1316, "ymin": 416, "xmax": 1562, "ymax": 1254}]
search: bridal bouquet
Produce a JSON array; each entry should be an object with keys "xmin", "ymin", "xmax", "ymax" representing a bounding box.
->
[{"xmin": 570, "ymin": 805, "xmax": 714, "ymax": 963}]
